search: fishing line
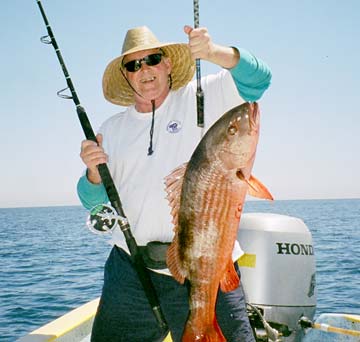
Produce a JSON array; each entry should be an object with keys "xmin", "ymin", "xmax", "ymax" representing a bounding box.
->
[{"xmin": 35, "ymin": 0, "xmax": 168, "ymax": 332}]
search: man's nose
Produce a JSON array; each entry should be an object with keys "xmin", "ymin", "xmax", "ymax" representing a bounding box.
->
[{"xmin": 139, "ymin": 60, "xmax": 151, "ymax": 70}]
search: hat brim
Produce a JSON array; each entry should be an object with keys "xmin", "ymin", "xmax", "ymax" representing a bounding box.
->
[{"xmin": 102, "ymin": 43, "xmax": 195, "ymax": 106}]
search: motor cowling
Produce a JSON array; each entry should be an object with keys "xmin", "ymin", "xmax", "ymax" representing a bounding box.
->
[{"xmin": 237, "ymin": 213, "xmax": 317, "ymax": 342}]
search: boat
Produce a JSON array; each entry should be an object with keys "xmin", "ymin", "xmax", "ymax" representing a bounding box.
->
[{"xmin": 17, "ymin": 213, "xmax": 360, "ymax": 342}]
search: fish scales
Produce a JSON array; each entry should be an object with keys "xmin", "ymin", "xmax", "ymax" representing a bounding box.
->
[
  {"xmin": 182, "ymin": 172, "xmax": 234, "ymax": 271},
  {"xmin": 179, "ymin": 163, "xmax": 243, "ymax": 278}
]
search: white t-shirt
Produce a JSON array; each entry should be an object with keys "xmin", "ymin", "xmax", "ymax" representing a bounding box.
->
[{"xmin": 99, "ymin": 69, "xmax": 246, "ymax": 271}]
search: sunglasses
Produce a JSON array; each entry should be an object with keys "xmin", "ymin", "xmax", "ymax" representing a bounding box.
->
[{"xmin": 123, "ymin": 53, "xmax": 164, "ymax": 72}]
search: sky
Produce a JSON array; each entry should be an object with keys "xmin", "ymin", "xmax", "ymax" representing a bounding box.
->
[{"xmin": 1, "ymin": 0, "xmax": 359, "ymax": 208}]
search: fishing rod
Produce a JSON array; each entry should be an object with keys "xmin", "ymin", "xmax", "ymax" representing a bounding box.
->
[
  {"xmin": 193, "ymin": 0, "xmax": 204, "ymax": 127},
  {"xmin": 35, "ymin": 0, "xmax": 168, "ymax": 332}
]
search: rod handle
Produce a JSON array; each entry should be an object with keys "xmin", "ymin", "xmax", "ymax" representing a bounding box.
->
[{"xmin": 196, "ymin": 90, "xmax": 204, "ymax": 127}]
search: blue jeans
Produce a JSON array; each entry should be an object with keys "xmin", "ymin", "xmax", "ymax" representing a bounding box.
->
[{"xmin": 91, "ymin": 246, "xmax": 255, "ymax": 342}]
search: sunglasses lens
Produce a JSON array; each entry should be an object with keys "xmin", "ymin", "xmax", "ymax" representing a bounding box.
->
[
  {"xmin": 124, "ymin": 60, "xmax": 140, "ymax": 72},
  {"xmin": 146, "ymin": 53, "xmax": 163, "ymax": 66},
  {"xmin": 124, "ymin": 53, "xmax": 163, "ymax": 72}
]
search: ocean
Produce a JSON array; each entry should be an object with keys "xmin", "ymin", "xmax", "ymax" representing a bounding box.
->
[{"xmin": 1, "ymin": 199, "xmax": 359, "ymax": 341}]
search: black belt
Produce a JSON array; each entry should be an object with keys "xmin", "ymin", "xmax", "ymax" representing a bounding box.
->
[{"xmin": 138, "ymin": 241, "xmax": 171, "ymax": 269}]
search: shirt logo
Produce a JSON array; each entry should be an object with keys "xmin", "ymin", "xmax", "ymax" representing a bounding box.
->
[{"xmin": 167, "ymin": 120, "xmax": 182, "ymax": 133}]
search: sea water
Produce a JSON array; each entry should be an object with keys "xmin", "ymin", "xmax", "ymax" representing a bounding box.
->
[{"xmin": 1, "ymin": 199, "xmax": 359, "ymax": 341}]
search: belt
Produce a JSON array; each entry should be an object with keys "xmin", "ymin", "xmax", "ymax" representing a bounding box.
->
[{"xmin": 138, "ymin": 241, "xmax": 171, "ymax": 269}]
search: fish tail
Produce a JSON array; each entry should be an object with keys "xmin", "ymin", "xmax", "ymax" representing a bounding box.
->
[{"xmin": 182, "ymin": 319, "xmax": 226, "ymax": 342}]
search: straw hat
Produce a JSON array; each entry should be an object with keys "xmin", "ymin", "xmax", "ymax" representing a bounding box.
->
[{"xmin": 102, "ymin": 26, "xmax": 196, "ymax": 106}]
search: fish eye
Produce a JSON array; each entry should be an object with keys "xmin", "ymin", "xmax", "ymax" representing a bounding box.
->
[{"xmin": 228, "ymin": 125, "xmax": 237, "ymax": 135}]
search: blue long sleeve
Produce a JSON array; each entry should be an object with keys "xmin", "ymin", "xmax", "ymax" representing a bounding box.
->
[
  {"xmin": 230, "ymin": 48, "xmax": 272, "ymax": 102},
  {"xmin": 77, "ymin": 174, "xmax": 109, "ymax": 210}
]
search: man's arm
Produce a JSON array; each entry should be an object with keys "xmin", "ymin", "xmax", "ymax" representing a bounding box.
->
[
  {"xmin": 229, "ymin": 48, "xmax": 272, "ymax": 101},
  {"xmin": 77, "ymin": 173, "xmax": 109, "ymax": 210},
  {"xmin": 185, "ymin": 25, "xmax": 272, "ymax": 101}
]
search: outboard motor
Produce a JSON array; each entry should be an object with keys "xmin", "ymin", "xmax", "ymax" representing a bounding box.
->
[{"xmin": 237, "ymin": 213, "xmax": 317, "ymax": 342}]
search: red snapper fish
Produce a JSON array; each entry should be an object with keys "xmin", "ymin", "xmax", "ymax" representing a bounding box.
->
[{"xmin": 165, "ymin": 102, "xmax": 273, "ymax": 342}]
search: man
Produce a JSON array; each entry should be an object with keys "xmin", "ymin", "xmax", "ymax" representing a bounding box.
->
[{"xmin": 78, "ymin": 25, "xmax": 271, "ymax": 341}]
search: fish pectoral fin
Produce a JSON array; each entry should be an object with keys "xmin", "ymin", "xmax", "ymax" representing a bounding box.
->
[
  {"xmin": 247, "ymin": 174, "xmax": 274, "ymax": 200},
  {"xmin": 219, "ymin": 259, "xmax": 240, "ymax": 293},
  {"xmin": 164, "ymin": 162, "xmax": 188, "ymax": 228},
  {"xmin": 165, "ymin": 163, "xmax": 189, "ymax": 284},
  {"xmin": 166, "ymin": 240, "xmax": 186, "ymax": 284}
]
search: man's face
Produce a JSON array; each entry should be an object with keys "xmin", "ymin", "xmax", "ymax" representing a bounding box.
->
[{"xmin": 123, "ymin": 48, "xmax": 172, "ymax": 105}]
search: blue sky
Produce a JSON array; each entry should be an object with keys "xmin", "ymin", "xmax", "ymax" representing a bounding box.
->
[{"xmin": 1, "ymin": 0, "xmax": 359, "ymax": 208}]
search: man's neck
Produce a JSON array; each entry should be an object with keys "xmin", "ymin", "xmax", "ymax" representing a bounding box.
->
[{"xmin": 134, "ymin": 90, "xmax": 170, "ymax": 113}]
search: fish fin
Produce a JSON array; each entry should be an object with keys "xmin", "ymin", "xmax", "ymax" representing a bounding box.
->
[
  {"xmin": 247, "ymin": 174, "xmax": 274, "ymax": 200},
  {"xmin": 164, "ymin": 163, "xmax": 188, "ymax": 284},
  {"xmin": 219, "ymin": 259, "xmax": 240, "ymax": 293},
  {"xmin": 182, "ymin": 318, "xmax": 226, "ymax": 342},
  {"xmin": 164, "ymin": 162, "xmax": 187, "ymax": 228},
  {"xmin": 166, "ymin": 239, "xmax": 186, "ymax": 284}
]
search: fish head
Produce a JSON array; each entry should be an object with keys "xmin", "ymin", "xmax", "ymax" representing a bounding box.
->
[{"xmin": 209, "ymin": 102, "xmax": 260, "ymax": 173}]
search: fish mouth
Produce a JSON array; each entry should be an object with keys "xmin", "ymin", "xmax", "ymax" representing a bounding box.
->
[{"xmin": 236, "ymin": 103, "xmax": 259, "ymax": 133}]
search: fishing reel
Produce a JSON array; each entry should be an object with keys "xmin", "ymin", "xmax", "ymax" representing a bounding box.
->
[{"xmin": 87, "ymin": 204, "xmax": 126, "ymax": 235}]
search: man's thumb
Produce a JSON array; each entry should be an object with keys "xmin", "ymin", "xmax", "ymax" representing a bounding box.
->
[
  {"xmin": 96, "ymin": 133, "xmax": 103, "ymax": 146},
  {"xmin": 184, "ymin": 25, "xmax": 193, "ymax": 35}
]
